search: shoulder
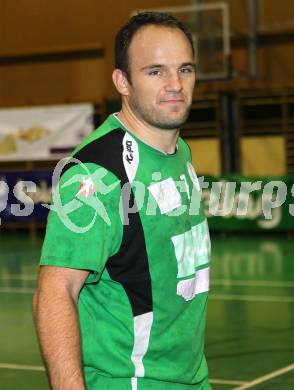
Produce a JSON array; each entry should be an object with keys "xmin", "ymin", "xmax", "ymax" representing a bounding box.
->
[
  {"xmin": 51, "ymin": 116, "xmax": 128, "ymax": 199},
  {"xmin": 60, "ymin": 115, "xmax": 129, "ymax": 183},
  {"xmin": 71, "ymin": 127, "xmax": 126, "ymax": 178}
]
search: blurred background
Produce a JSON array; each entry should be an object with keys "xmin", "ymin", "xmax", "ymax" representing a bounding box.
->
[{"xmin": 0, "ymin": 0, "xmax": 293, "ymax": 389}]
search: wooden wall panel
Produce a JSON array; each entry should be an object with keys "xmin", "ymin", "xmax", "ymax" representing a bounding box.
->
[
  {"xmin": 264, "ymin": 44, "xmax": 294, "ymax": 88},
  {"xmin": 232, "ymin": 47, "xmax": 266, "ymax": 81},
  {"xmin": 0, "ymin": 0, "xmax": 190, "ymax": 102},
  {"xmin": 228, "ymin": 0, "xmax": 248, "ymax": 34},
  {"xmin": 0, "ymin": 0, "xmax": 100, "ymax": 54},
  {"xmin": 241, "ymin": 136, "xmax": 286, "ymax": 176},
  {"xmin": 186, "ymin": 138, "xmax": 221, "ymax": 176},
  {"xmin": 1, "ymin": 0, "xmax": 294, "ymax": 104},
  {"xmin": 259, "ymin": 0, "xmax": 294, "ymax": 29},
  {"xmin": 0, "ymin": 58, "xmax": 106, "ymax": 106}
]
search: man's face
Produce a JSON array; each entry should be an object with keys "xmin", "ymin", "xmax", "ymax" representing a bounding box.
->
[{"xmin": 125, "ymin": 25, "xmax": 196, "ymax": 130}]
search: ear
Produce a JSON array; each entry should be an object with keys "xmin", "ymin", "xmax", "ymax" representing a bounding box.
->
[{"xmin": 112, "ymin": 69, "xmax": 130, "ymax": 96}]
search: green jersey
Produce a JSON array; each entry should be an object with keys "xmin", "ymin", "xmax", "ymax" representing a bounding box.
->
[{"xmin": 40, "ymin": 114, "xmax": 211, "ymax": 390}]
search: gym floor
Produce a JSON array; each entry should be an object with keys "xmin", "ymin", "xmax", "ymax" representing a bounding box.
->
[{"xmin": 0, "ymin": 232, "xmax": 293, "ymax": 389}]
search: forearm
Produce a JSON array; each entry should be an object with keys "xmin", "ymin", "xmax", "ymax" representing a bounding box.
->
[{"xmin": 33, "ymin": 288, "xmax": 86, "ymax": 390}]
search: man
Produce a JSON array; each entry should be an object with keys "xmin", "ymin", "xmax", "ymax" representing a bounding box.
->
[{"xmin": 33, "ymin": 12, "xmax": 211, "ymax": 390}]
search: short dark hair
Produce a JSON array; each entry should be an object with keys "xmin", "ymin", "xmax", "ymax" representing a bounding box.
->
[{"xmin": 115, "ymin": 11, "xmax": 195, "ymax": 81}]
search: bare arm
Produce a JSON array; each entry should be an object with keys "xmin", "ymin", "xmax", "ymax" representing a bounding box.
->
[{"xmin": 33, "ymin": 266, "xmax": 89, "ymax": 390}]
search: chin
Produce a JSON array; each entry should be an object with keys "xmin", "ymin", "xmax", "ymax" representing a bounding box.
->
[
  {"xmin": 159, "ymin": 113, "xmax": 189, "ymax": 129},
  {"xmin": 157, "ymin": 119, "xmax": 187, "ymax": 130}
]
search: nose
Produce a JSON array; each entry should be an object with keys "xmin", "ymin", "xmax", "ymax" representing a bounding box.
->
[{"xmin": 165, "ymin": 71, "xmax": 182, "ymax": 93}]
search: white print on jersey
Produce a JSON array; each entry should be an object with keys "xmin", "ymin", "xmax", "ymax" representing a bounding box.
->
[
  {"xmin": 131, "ymin": 377, "xmax": 138, "ymax": 390},
  {"xmin": 123, "ymin": 133, "xmax": 139, "ymax": 184},
  {"xmin": 187, "ymin": 162, "xmax": 201, "ymax": 192},
  {"xmin": 177, "ymin": 268, "xmax": 210, "ymax": 301},
  {"xmin": 148, "ymin": 178, "xmax": 182, "ymax": 214},
  {"xmin": 180, "ymin": 174, "xmax": 190, "ymax": 199},
  {"xmin": 76, "ymin": 176, "xmax": 95, "ymax": 197},
  {"xmin": 171, "ymin": 219, "xmax": 211, "ymax": 278},
  {"xmin": 131, "ymin": 311, "xmax": 153, "ymax": 386}
]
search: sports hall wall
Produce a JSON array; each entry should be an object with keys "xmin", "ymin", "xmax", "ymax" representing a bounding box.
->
[
  {"xmin": 1, "ymin": 0, "xmax": 294, "ymax": 177},
  {"xmin": 1, "ymin": 0, "xmax": 294, "ymax": 101}
]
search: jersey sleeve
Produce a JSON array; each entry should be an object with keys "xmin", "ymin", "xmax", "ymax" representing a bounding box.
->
[{"xmin": 40, "ymin": 162, "xmax": 123, "ymax": 282}]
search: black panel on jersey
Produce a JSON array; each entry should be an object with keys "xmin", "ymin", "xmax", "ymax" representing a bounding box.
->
[{"xmin": 62, "ymin": 128, "xmax": 153, "ymax": 317}]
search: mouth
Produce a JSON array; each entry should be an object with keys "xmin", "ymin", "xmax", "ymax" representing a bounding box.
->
[{"xmin": 160, "ymin": 99, "xmax": 184, "ymax": 105}]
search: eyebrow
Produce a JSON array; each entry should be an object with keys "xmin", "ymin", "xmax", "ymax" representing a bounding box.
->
[{"xmin": 140, "ymin": 62, "xmax": 196, "ymax": 72}]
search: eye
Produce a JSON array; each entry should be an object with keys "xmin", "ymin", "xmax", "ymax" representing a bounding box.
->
[
  {"xmin": 179, "ymin": 67, "xmax": 194, "ymax": 74},
  {"xmin": 180, "ymin": 68, "xmax": 192, "ymax": 73},
  {"xmin": 149, "ymin": 69, "xmax": 161, "ymax": 76}
]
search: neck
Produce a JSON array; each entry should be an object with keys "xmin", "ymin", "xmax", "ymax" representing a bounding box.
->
[{"xmin": 117, "ymin": 105, "xmax": 179, "ymax": 155}]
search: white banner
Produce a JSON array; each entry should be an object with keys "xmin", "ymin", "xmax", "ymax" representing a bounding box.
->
[{"xmin": 0, "ymin": 103, "xmax": 94, "ymax": 161}]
